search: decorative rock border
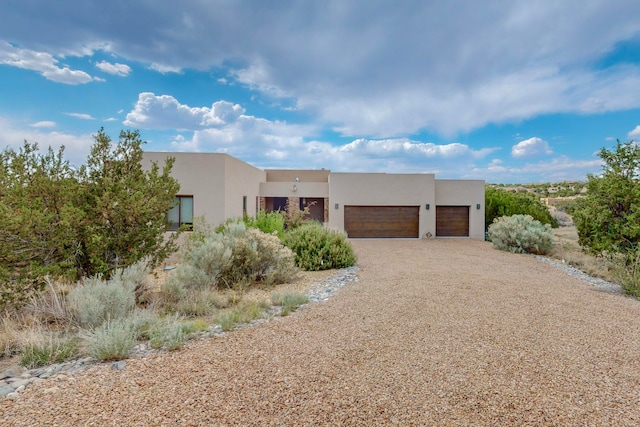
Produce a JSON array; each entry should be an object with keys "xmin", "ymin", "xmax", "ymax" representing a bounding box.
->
[{"xmin": 533, "ymin": 255, "xmax": 622, "ymax": 293}]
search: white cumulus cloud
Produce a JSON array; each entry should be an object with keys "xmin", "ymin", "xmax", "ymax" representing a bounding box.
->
[
  {"xmin": 511, "ymin": 137, "xmax": 553, "ymax": 158},
  {"xmin": 95, "ymin": 60, "xmax": 131, "ymax": 76},
  {"xmin": 0, "ymin": 41, "xmax": 96, "ymax": 84},
  {"xmin": 628, "ymin": 125, "xmax": 640, "ymax": 140},
  {"xmin": 124, "ymin": 93, "xmax": 245, "ymax": 130}
]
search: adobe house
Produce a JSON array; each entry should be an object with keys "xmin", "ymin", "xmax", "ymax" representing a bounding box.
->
[{"xmin": 142, "ymin": 152, "xmax": 485, "ymax": 240}]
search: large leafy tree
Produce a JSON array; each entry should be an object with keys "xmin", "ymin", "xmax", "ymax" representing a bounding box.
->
[
  {"xmin": 572, "ymin": 140, "xmax": 640, "ymax": 255},
  {"xmin": 0, "ymin": 128, "xmax": 180, "ymax": 310}
]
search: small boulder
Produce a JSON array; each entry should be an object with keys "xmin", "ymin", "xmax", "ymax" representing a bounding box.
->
[{"xmin": 1, "ymin": 366, "xmax": 27, "ymax": 380}]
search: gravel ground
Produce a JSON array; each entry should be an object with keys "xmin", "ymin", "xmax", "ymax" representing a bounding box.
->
[{"xmin": 3, "ymin": 239, "xmax": 640, "ymax": 426}]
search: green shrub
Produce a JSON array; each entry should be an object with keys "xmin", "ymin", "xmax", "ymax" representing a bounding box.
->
[
  {"xmin": 571, "ymin": 141, "xmax": 640, "ymax": 256},
  {"xmin": 488, "ymin": 214, "xmax": 554, "ymax": 254},
  {"xmin": 271, "ymin": 291, "xmax": 309, "ymax": 316},
  {"xmin": 68, "ymin": 274, "xmax": 136, "ymax": 328},
  {"xmin": 244, "ymin": 210, "xmax": 285, "ymax": 239},
  {"xmin": 485, "ymin": 186, "xmax": 558, "ymax": 230},
  {"xmin": 282, "ymin": 223, "xmax": 356, "ymax": 271},
  {"xmin": 242, "ymin": 228, "xmax": 297, "ymax": 286}
]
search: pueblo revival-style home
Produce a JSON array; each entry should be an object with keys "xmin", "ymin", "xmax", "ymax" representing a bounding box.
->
[{"xmin": 142, "ymin": 152, "xmax": 485, "ymax": 240}]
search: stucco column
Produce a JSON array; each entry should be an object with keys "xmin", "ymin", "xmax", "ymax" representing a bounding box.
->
[
  {"xmin": 324, "ymin": 197, "xmax": 329, "ymax": 223},
  {"xmin": 287, "ymin": 197, "xmax": 300, "ymax": 214}
]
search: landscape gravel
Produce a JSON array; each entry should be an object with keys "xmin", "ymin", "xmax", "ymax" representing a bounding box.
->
[{"xmin": 2, "ymin": 239, "xmax": 640, "ymax": 425}]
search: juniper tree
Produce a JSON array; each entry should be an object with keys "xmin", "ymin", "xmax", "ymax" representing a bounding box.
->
[
  {"xmin": 0, "ymin": 128, "xmax": 180, "ymax": 310},
  {"xmin": 572, "ymin": 140, "xmax": 640, "ymax": 255}
]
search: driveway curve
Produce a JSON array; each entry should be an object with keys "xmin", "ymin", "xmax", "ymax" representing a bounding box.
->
[{"xmin": 3, "ymin": 239, "xmax": 640, "ymax": 426}]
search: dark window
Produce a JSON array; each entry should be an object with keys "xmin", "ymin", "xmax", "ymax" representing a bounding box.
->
[
  {"xmin": 243, "ymin": 196, "xmax": 247, "ymax": 216},
  {"xmin": 273, "ymin": 197, "xmax": 287, "ymax": 211},
  {"xmin": 168, "ymin": 196, "xmax": 193, "ymax": 231}
]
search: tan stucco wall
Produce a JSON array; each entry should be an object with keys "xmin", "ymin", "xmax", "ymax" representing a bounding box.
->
[
  {"xmin": 435, "ymin": 180, "xmax": 485, "ymax": 240},
  {"xmin": 259, "ymin": 182, "xmax": 329, "ymax": 198},
  {"xmin": 265, "ymin": 169, "xmax": 330, "ymax": 182},
  {"xmin": 142, "ymin": 152, "xmax": 265, "ymax": 227},
  {"xmin": 328, "ymin": 173, "xmax": 436, "ymax": 238},
  {"xmin": 222, "ymin": 155, "xmax": 266, "ymax": 219}
]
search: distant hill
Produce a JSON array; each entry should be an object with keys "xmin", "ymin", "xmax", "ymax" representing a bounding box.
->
[{"xmin": 487, "ymin": 181, "xmax": 587, "ymax": 198}]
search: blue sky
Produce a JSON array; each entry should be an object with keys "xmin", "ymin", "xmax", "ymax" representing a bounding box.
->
[{"xmin": 1, "ymin": 1, "xmax": 640, "ymax": 183}]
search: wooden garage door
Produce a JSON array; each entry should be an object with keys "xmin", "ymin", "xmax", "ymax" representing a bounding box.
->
[
  {"xmin": 436, "ymin": 206, "xmax": 469, "ymax": 237},
  {"xmin": 344, "ymin": 206, "xmax": 419, "ymax": 238}
]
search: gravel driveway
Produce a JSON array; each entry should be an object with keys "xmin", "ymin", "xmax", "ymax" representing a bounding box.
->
[{"xmin": 3, "ymin": 239, "xmax": 640, "ymax": 426}]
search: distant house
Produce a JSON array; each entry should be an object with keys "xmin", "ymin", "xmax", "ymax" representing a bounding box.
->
[{"xmin": 142, "ymin": 152, "xmax": 485, "ymax": 240}]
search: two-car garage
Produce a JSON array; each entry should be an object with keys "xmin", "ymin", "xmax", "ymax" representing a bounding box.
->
[
  {"xmin": 344, "ymin": 205, "xmax": 470, "ymax": 238},
  {"xmin": 344, "ymin": 206, "xmax": 419, "ymax": 238}
]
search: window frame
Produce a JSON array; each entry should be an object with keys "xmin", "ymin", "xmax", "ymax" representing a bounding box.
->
[{"xmin": 167, "ymin": 195, "xmax": 194, "ymax": 231}]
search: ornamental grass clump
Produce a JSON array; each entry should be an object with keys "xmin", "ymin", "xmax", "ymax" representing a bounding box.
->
[
  {"xmin": 82, "ymin": 310, "xmax": 154, "ymax": 361},
  {"xmin": 488, "ymin": 214, "xmax": 553, "ymax": 255},
  {"xmin": 147, "ymin": 314, "xmax": 189, "ymax": 350},
  {"xmin": 18, "ymin": 326, "xmax": 79, "ymax": 369},
  {"xmin": 282, "ymin": 223, "xmax": 356, "ymax": 271},
  {"xmin": 271, "ymin": 291, "xmax": 309, "ymax": 316},
  {"xmin": 20, "ymin": 337, "xmax": 78, "ymax": 369},
  {"xmin": 214, "ymin": 300, "xmax": 268, "ymax": 331}
]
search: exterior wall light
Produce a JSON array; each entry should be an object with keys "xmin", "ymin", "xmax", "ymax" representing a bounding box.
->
[
  {"xmin": 425, "ymin": 203, "xmax": 430, "ymax": 210},
  {"xmin": 476, "ymin": 203, "xmax": 481, "ymax": 210},
  {"xmin": 335, "ymin": 203, "xmax": 339, "ymax": 209},
  {"xmin": 292, "ymin": 184, "xmax": 297, "ymax": 192}
]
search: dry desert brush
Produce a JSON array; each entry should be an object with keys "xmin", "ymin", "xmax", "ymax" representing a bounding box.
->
[
  {"xmin": 488, "ymin": 214, "xmax": 553, "ymax": 255},
  {"xmin": 172, "ymin": 221, "xmax": 297, "ymax": 290}
]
